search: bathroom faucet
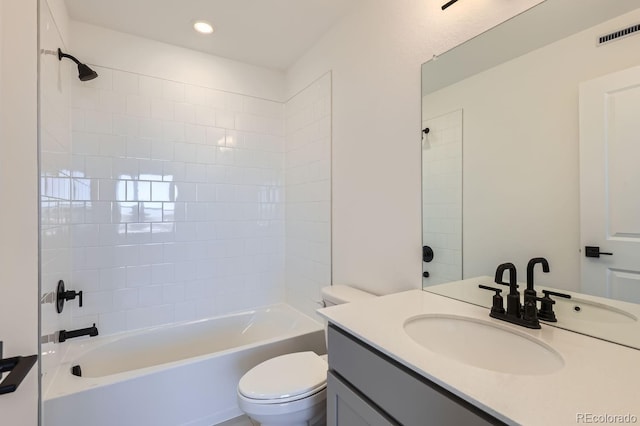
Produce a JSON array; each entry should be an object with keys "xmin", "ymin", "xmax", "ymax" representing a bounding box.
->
[
  {"xmin": 523, "ymin": 258, "xmax": 550, "ymax": 323},
  {"xmin": 479, "ymin": 262, "xmax": 542, "ymax": 329},
  {"xmin": 494, "ymin": 263, "xmax": 520, "ymax": 318},
  {"xmin": 526, "ymin": 257, "xmax": 549, "ymax": 295}
]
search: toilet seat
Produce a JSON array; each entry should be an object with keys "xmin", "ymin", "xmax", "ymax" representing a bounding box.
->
[{"xmin": 238, "ymin": 352, "xmax": 328, "ymax": 404}]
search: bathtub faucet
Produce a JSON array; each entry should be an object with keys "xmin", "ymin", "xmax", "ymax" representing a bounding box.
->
[{"xmin": 58, "ymin": 324, "xmax": 99, "ymax": 343}]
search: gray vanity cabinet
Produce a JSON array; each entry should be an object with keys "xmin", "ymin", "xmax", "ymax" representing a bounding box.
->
[
  {"xmin": 327, "ymin": 371, "xmax": 397, "ymax": 426},
  {"xmin": 326, "ymin": 324, "xmax": 505, "ymax": 426}
]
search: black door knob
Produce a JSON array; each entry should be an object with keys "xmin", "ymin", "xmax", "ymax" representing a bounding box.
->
[{"xmin": 585, "ymin": 246, "xmax": 613, "ymax": 258}]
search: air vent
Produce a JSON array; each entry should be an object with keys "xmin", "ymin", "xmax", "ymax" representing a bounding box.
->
[{"xmin": 597, "ymin": 24, "xmax": 640, "ymax": 46}]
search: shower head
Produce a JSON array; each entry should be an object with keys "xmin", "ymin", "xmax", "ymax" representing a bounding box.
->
[
  {"xmin": 58, "ymin": 48, "xmax": 98, "ymax": 81},
  {"xmin": 77, "ymin": 63, "xmax": 99, "ymax": 81}
]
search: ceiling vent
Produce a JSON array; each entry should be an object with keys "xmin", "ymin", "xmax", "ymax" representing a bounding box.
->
[{"xmin": 597, "ymin": 23, "xmax": 640, "ymax": 46}]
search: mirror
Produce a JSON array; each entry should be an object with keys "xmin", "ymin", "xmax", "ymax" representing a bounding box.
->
[{"xmin": 421, "ymin": 0, "xmax": 640, "ymax": 349}]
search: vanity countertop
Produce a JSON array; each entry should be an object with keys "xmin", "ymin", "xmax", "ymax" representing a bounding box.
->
[
  {"xmin": 426, "ymin": 276, "xmax": 640, "ymax": 350},
  {"xmin": 318, "ymin": 290, "xmax": 640, "ymax": 425}
]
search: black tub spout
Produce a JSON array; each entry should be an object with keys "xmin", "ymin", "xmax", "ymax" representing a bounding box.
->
[{"xmin": 59, "ymin": 324, "xmax": 98, "ymax": 343}]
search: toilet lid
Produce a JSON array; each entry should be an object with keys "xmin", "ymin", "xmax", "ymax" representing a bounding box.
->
[{"xmin": 238, "ymin": 352, "xmax": 327, "ymax": 402}]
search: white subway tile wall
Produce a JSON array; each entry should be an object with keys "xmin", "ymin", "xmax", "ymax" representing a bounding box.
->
[
  {"xmin": 67, "ymin": 69, "xmax": 286, "ymax": 334},
  {"xmin": 421, "ymin": 110, "xmax": 463, "ymax": 286},
  {"xmin": 284, "ymin": 73, "xmax": 332, "ymax": 319},
  {"xmin": 40, "ymin": 2, "xmax": 75, "ymax": 389}
]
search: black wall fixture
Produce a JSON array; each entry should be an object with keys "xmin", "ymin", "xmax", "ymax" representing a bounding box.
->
[
  {"xmin": 56, "ymin": 280, "xmax": 83, "ymax": 313},
  {"xmin": 58, "ymin": 48, "xmax": 98, "ymax": 81}
]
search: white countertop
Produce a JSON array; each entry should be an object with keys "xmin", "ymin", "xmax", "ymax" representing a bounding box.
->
[
  {"xmin": 426, "ymin": 276, "xmax": 640, "ymax": 350},
  {"xmin": 318, "ymin": 289, "xmax": 640, "ymax": 425}
]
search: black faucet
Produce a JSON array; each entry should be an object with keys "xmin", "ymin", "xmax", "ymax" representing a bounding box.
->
[
  {"xmin": 480, "ymin": 263, "xmax": 541, "ymax": 329},
  {"xmin": 494, "ymin": 263, "xmax": 520, "ymax": 318},
  {"xmin": 523, "ymin": 258, "xmax": 550, "ymax": 323},
  {"xmin": 526, "ymin": 258, "xmax": 549, "ymax": 296},
  {"xmin": 58, "ymin": 324, "xmax": 99, "ymax": 343}
]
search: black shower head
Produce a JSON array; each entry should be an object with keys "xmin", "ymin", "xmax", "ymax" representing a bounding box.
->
[
  {"xmin": 77, "ymin": 63, "xmax": 98, "ymax": 81},
  {"xmin": 58, "ymin": 48, "xmax": 98, "ymax": 81}
]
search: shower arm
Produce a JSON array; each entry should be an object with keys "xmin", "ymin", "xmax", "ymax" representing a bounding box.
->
[{"xmin": 57, "ymin": 48, "xmax": 81, "ymax": 65}]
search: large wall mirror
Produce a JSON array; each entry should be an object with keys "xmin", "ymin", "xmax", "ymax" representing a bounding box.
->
[{"xmin": 421, "ymin": 0, "xmax": 640, "ymax": 349}]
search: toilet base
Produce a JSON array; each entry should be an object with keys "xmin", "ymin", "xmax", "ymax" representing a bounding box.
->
[{"xmin": 239, "ymin": 388, "xmax": 326, "ymax": 426}]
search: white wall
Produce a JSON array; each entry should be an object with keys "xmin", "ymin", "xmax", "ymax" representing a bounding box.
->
[
  {"xmin": 0, "ymin": 0, "xmax": 39, "ymax": 423},
  {"xmin": 284, "ymin": 73, "xmax": 332, "ymax": 319},
  {"xmin": 423, "ymin": 8, "xmax": 640, "ymax": 290},
  {"xmin": 286, "ymin": 0, "xmax": 543, "ymax": 295}
]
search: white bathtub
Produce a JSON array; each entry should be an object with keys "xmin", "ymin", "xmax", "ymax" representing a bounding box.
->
[{"xmin": 43, "ymin": 304, "xmax": 325, "ymax": 426}]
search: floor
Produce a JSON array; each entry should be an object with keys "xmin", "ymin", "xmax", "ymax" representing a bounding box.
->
[{"xmin": 217, "ymin": 415, "xmax": 258, "ymax": 426}]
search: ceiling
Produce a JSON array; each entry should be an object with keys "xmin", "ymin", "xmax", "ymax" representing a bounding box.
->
[{"xmin": 64, "ymin": 0, "xmax": 364, "ymax": 71}]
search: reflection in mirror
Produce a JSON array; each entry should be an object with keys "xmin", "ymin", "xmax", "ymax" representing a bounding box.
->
[
  {"xmin": 421, "ymin": 111, "xmax": 462, "ymax": 285},
  {"xmin": 421, "ymin": 0, "xmax": 640, "ymax": 349}
]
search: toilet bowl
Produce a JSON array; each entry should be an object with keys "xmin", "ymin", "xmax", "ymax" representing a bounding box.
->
[{"xmin": 236, "ymin": 285, "xmax": 376, "ymax": 426}]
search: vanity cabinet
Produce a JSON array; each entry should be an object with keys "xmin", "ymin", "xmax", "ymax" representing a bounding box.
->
[{"xmin": 326, "ymin": 324, "xmax": 504, "ymax": 426}]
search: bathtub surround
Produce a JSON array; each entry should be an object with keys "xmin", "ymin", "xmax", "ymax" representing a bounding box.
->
[
  {"xmin": 68, "ymin": 67, "xmax": 287, "ymax": 334},
  {"xmin": 284, "ymin": 73, "xmax": 332, "ymax": 320},
  {"xmin": 40, "ymin": 0, "xmax": 75, "ymax": 391},
  {"xmin": 39, "ymin": 1, "xmax": 333, "ymax": 407}
]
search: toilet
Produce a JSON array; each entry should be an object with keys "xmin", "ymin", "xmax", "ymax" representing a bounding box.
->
[{"xmin": 237, "ymin": 285, "xmax": 376, "ymax": 426}]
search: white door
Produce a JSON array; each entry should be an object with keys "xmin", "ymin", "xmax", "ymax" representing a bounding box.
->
[
  {"xmin": 0, "ymin": 0, "xmax": 40, "ymax": 424},
  {"xmin": 579, "ymin": 65, "xmax": 640, "ymax": 303}
]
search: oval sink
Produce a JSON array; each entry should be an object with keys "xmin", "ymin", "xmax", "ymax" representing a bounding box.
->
[{"xmin": 404, "ymin": 314, "xmax": 564, "ymax": 375}]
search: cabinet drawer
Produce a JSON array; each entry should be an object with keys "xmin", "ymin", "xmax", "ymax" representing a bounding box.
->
[{"xmin": 328, "ymin": 324, "xmax": 503, "ymax": 426}]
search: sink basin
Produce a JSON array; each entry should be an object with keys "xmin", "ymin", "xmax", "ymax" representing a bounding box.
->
[
  {"xmin": 552, "ymin": 297, "xmax": 637, "ymax": 324},
  {"xmin": 404, "ymin": 314, "xmax": 564, "ymax": 375}
]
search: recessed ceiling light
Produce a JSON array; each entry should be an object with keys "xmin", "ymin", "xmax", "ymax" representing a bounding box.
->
[{"xmin": 193, "ymin": 21, "xmax": 214, "ymax": 35}]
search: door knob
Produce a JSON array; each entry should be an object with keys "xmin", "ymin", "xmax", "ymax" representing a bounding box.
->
[{"xmin": 585, "ymin": 246, "xmax": 613, "ymax": 258}]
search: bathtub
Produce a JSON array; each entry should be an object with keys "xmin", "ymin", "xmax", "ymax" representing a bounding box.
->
[{"xmin": 43, "ymin": 304, "xmax": 325, "ymax": 426}]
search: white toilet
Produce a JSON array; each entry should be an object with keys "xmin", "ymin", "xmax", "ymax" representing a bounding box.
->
[{"xmin": 237, "ymin": 285, "xmax": 376, "ymax": 426}]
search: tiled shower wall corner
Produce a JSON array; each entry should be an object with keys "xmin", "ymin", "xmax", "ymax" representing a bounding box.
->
[
  {"xmin": 40, "ymin": 1, "xmax": 74, "ymax": 381},
  {"xmin": 284, "ymin": 73, "xmax": 332, "ymax": 320},
  {"xmin": 67, "ymin": 68, "xmax": 286, "ymax": 334},
  {"xmin": 421, "ymin": 109, "xmax": 463, "ymax": 286}
]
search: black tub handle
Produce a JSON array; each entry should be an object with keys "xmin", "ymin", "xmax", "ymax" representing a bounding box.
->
[{"xmin": 0, "ymin": 354, "xmax": 37, "ymax": 395}]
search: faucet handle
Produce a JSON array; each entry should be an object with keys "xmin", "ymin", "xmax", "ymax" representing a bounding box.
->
[
  {"xmin": 537, "ymin": 290, "xmax": 569, "ymax": 322},
  {"xmin": 493, "ymin": 281, "xmax": 518, "ymax": 288},
  {"xmin": 542, "ymin": 289, "xmax": 571, "ymax": 299},
  {"xmin": 56, "ymin": 280, "xmax": 84, "ymax": 313},
  {"xmin": 479, "ymin": 285, "xmax": 506, "ymax": 315}
]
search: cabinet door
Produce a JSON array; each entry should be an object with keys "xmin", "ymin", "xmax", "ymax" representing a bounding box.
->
[
  {"xmin": 328, "ymin": 325, "xmax": 503, "ymax": 426},
  {"xmin": 327, "ymin": 372, "xmax": 398, "ymax": 426}
]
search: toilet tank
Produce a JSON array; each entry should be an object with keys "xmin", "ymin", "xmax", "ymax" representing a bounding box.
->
[{"xmin": 321, "ymin": 285, "xmax": 376, "ymax": 307}]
